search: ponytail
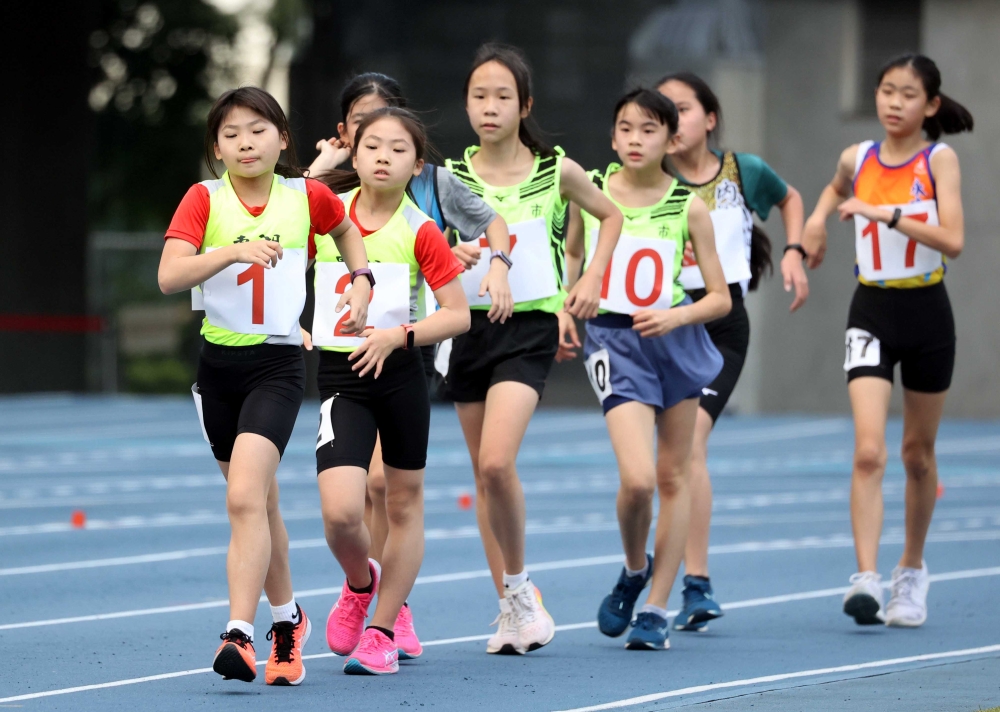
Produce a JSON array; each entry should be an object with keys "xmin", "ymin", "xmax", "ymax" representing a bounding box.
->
[
  {"xmin": 877, "ymin": 54, "xmax": 974, "ymax": 140},
  {"xmin": 464, "ymin": 43, "xmax": 556, "ymax": 158},
  {"xmin": 748, "ymin": 225, "xmax": 773, "ymax": 291}
]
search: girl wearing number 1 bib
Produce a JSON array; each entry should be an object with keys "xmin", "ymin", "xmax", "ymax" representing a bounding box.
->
[
  {"xmin": 566, "ymin": 89, "xmax": 730, "ymax": 651},
  {"xmin": 158, "ymin": 87, "xmax": 371, "ymax": 686},
  {"xmin": 310, "ymin": 108, "xmax": 470, "ymax": 675},
  {"xmin": 803, "ymin": 55, "xmax": 972, "ymax": 628},
  {"xmin": 443, "ymin": 43, "xmax": 623, "ymax": 655}
]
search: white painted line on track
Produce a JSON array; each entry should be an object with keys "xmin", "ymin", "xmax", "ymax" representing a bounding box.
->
[
  {"xmin": 550, "ymin": 643, "xmax": 1000, "ymax": 711},
  {"xmin": 2, "ymin": 568, "xmax": 998, "ymax": 704}
]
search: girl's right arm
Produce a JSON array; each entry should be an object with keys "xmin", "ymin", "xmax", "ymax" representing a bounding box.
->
[
  {"xmin": 802, "ymin": 144, "xmax": 858, "ymax": 269},
  {"xmin": 158, "ymin": 238, "xmax": 282, "ymax": 295}
]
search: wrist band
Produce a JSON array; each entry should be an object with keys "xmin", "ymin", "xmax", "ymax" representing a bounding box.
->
[
  {"xmin": 783, "ymin": 244, "xmax": 808, "ymax": 259},
  {"xmin": 887, "ymin": 207, "xmax": 902, "ymax": 229},
  {"xmin": 401, "ymin": 324, "xmax": 415, "ymax": 350},
  {"xmin": 351, "ymin": 268, "xmax": 375, "ymax": 288},
  {"xmin": 490, "ymin": 250, "xmax": 513, "ymax": 269}
]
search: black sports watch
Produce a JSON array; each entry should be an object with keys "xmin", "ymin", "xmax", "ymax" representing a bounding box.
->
[
  {"xmin": 887, "ymin": 207, "xmax": 903, "ymax": 229},
  {"xmin": 783, "ymin": 244, "xmax": 808, "ymax": 259}
]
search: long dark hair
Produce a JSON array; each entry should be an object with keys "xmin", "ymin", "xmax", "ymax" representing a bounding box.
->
[
  {"xmin": 657, "ymin": 72, "xmax": 772, "ymax": 291},
  {"xmin": 877, "ymin": 54, "xmax": 974, "ymax": 140},
  {"xmin": 464, "ymin": 43, "xmax": 555, "ymax": 158},
  {"xmin": 319, "ymin": 107, "xmax": 428, "ymax": 195},
  {"xmin": 339, "ymin": 72, "xmax": 406, "ymax": 122},
  {"xmin": 204, "ymin": 87, "xmax": 301, "ymax": 179}
]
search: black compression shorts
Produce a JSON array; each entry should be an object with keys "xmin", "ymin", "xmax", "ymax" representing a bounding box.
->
[
  {"xmin": 688, "ymin": 284, "xmax": 750, "ymax": 423},
  {"xmin": 194, "ymin": 342, "xmax": 305, "ymax": 462}
]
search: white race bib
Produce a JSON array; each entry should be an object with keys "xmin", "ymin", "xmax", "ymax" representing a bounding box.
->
[
  {"xmin": 316, "ymin": 395, "xmax": 336, "ymax": 450},
  {"xmin": 843, "ymin": 328, "xmax": 881, "ymax": 371},
  {"xmin": 312, "ymin": 262, "xmax": 410, "ymax": 348},
  {"xmin": 202, "ymin": 247, "xmax": 306, "ymax": 336},
  {"xmin": 854, "ymin": 201, "xmax": 942, "ymax": 281},
  {"xmin": 584, "ymin": 348, "xmax": 613, "ymax": 403},
  {"xmin": 678, "ymin": 208, "xmax": 752, "ymax": 290},
  {"xmin": 461, "ymin": 218, "xmax": 558, "ymax": 305},
  {"xmin": 588, "ymin": 233, "xmax": 675, "ymax": 314}
]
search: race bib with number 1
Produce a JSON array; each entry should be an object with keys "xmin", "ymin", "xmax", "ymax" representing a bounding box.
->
[{"xmin": 312, "ymin": 262, "xmax": 410, "ymax": 348}]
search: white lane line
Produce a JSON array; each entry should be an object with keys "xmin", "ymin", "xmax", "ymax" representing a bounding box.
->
[
  {"xmin": 551, "ymin": 643, "xmax": 1000, "ymax": 712},
  {"xmin": 2, "ymin": 568, "xmax": 998, "ymax": 705}
]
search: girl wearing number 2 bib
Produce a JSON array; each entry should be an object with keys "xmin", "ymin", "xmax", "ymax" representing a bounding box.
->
[
  {"xmin": 803, "ymin": 55, "xmax": 972, "ymax": 629},
  {"xmin": 566, "ymin": 89, "xmax": 730, "ymax": 651},
  {"xmin": 310, "ymin": 108, "xmax": 469, "ymax": 675},
  {"xmin": 444, "ymin": 43, "xmax": 623, "ymax": 655},
  {"xmin": 159, "ymin": 87, "xmax": 371, "ymax": 686}
]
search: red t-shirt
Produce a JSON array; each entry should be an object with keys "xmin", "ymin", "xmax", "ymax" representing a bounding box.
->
[
  {"xmin": 164, "ymin": 178, "xmax": 346, "ymax": 256},
  {"xmin": 349, "ymin": 194, "xmax": 464, "ymax": 291}
]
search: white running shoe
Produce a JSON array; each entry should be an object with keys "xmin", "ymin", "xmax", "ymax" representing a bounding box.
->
[
  {"xmin": 843, "ymin": 571, "xmax": 885, "ymax": 625},
  {"xmin": 507, "ymin": 580, "xmax": 555, "ymax": 652},
  {"xmin": 885, "ymin": 562, "xmax": 929, "ymax": 627},
  {"xmin": 486, "ymin": 598, "xmax": 523, "ymax": 655}
]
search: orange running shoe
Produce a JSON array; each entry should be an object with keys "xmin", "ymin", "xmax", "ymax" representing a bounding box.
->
[
  {"xmin": 265, "ymin": 605, "xmax": 312, "ymax": 686},
  {"xmin": 213, "ymin": 629, "xmax": 257, "ymax": 682}
]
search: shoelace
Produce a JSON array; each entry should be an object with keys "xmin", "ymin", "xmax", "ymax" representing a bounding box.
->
[
  {"xmin": 891, "ymin": 570, "xmax": 920, "ymax": 604},
  {"xmin": 355, "ymin": 630, "xmax": 384, "ymax": 656},
  {"xmin": 395, "ymin": 607, "xmax": 414, "ymax": 635},
  {"xmin": 338, "ymin": 590, "xmax": 368, "ymax": 622},
  {"xmin": 508, "ymin": 589, "xmax": 538, "ymax": 624},
  {"xmin": 220, "ymin": 629, "xmax": 253, "ymax": 650},
  {"xmin": 266, "ymin": 621, "xmax": 295, "ymax": 663},
  {"xmin": 490, "ymin": 610, "xmax": 517, "ymax": 633},
  {"xmin": 632, "ymin": 612, "xmax": 660, "ymax": 631},
  {"xmin": 849, "ymin": 572, "xmax": 880, "ymax": 586}
]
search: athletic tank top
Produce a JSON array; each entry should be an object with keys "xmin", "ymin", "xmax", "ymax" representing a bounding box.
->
[
  {"xmin": 581, "ymin": 164, "xmax": 693, "ymax": 312},
  {"xmin": 195, "ymin": 172, "xmax": 310, "ymax": 347},
  {"xmin": 312, "ymin": 189, "xmax": 432, "ymax": 353},
  {"xmin": 446, "ymin": 146, "xmax": 568, "ymax": 314},
  {"xmin": 852, "ymin": 141, "xmax": 947, "ymax": 289}
]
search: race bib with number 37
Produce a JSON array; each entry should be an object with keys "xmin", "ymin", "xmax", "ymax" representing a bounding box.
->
[
  {"xmin": 461, "ymin": 217, "xmax": 558, "ymax": 306},
  {"xmin": 588, "ymin": 233, "xmax": 676, "ymax": 314},
  {"xmin": 843, "ymin": 328, "xmax": 881, "ymax": 371},
  {"xmin": 312, "ymin": 262, "xmax": 410, "ymax": 348}
]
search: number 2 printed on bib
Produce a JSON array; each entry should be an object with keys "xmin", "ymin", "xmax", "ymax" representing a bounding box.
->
[
  {"xmin": 201, "ymin": 247, "xmax": 306, "ymax": 336},
  {"xmin": 588, "ymin": 233, "xmax": 676, "ymax": 313},
  {"xmin": 312, "ymin": 262, "xmax": 410, "ymax": 348},
  {"xmin": 679, "ymin": 208, "xmax": 752, "ymax": 290},
  {"xmin": 843, "ymin": 328, "xmax": 881, "ymax": 371},
  {"xmin": 461, "ymin": 217, "xmax": 558, "ymax": 306},
  {"xmin": 854, "ymin": 201, "xmax": 942, "ymax": 281}
]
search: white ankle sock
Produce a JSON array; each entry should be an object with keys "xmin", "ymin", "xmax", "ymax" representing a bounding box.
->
[
  {"xmin": 270, "ymin": 598, "xmax": 298, "ymax": 624},
  {"xmin": 503, "ymin": 569, "xmax": 529, "ymax": 589},
  {"xmin": 227, "ymin": 620, "xmax": 254, "ymax": 641},
  {"xmin": 625, "ymin": 559, "xmax": 649, "ymax": 579},
  {"xmin": 641, "ymin": 604, "xmax": 668, "ymax": 621}
]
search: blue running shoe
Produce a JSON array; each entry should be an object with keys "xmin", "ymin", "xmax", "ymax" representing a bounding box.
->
[
  {"xmin": 625, "ymin": 611, "xmax": 670, "ymax": 650},
  {"xmin": 674, "ymin": 575, "xmax": 723, "ymax": 631},
  {"xmin": 597, "ymin": 553, "xmax": 653, "ymax": 637}
]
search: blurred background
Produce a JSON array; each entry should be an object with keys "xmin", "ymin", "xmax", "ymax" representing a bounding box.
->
[{"xmin": 3, "ymin": 0, "xmax": 998, "ymax": 415}]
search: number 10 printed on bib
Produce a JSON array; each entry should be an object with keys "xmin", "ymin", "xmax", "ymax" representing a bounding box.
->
[
  {"xmin": 588, "ymin": 233, "xmax": 676, "ymax": 313},
  {"xmin": 312, "ymin": 262, "xmax": 410, "ymax": 348}
]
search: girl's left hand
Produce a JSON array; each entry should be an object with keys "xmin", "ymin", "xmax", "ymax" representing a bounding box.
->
[
  {"xmin": 564, "ymin": 271, "xmax": 602, "ymax": 320},
  {"xmin": 336, "ymin": 280, "xmax": 371, "ymax": 335},
  {"xmin": 555, "ymin": 310, "xmax": 581, "ymax": 362},
  {"xmin": 837, "ymin": 197, "xmax": 885, "ymax": 223},
  {"xmin": 348, "ymin": 326, "xmax": 404, "ymax": 378},
  {"xmin": 631, "ymin": 308, "xmax": 684, "ymax": 338}
]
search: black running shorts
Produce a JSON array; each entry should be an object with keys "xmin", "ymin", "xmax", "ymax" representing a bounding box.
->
[
  {"xmin": 315, "ymin": 348, "xmax": 430, "ymax": 472},
  {"xmin": 442, "ymin": 310, "xmax": 559, "ymax": 402},
  {"xmin": 845, "ymin": 282, "xmax": 955, "ymax": 393},
  {"xmin": 194, "ymin": 342, "xmax": 306, "ymax": 462},
  {"xmin": 687, "ymin": 284, "xmax": 750, "ymax": 423}
]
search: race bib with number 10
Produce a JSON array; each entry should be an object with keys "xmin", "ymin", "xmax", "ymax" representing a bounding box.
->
[
  {"xmin": 312, "ymin": 262, "xmax": 410, "ymax": 348},
  {"xmin": 588, "ymin": 233, "xmax": 676, "ymax": 313}
]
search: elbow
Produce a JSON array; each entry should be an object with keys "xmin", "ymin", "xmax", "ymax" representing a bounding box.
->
[
  {"xmin": 157, "ymin": 272, "xmax": 176, "ymax": 296},
  {"xmin": 456, "ymin": 308, "xmax": 471, "ymax": 336},
  {"xmin": 717, "ymin": 291, "xmax": 733, "ymax": 319},
  {"xmin": 945, "ymin": 234, "xmax": 964, "ymax": 260}
]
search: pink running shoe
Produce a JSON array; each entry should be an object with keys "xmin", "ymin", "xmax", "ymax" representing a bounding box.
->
[
  {"xmin": 326, "ymin": 559, "xmax": 381, "ymax": 655},
  {"xmin": 344, "ymin": 628, "xmax": 399, "ymax": 675},
  {"xmin": 393, "ymin": 603, "xmax": 423, "ymax": 660}
]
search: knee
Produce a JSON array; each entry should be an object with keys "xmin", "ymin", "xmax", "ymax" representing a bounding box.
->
[
  {"xmin": 619, "ymin": 473, "xmax": 655, "ymax": 507},
  {"xmin": 656, "ymin": 461, "xmax": 688, "ymax": 499},
  {"xmin": 227, "ymin": 485, "xmax": 266, "ymax": 521},
  {"xmin": 385, "ymin": 482, "xmax": 423, "ymax": 527},
  {"xmin": 853, "ymin": 443, "xmax": 887, "ymax": 479},
  {"xmin": 478, "ymin": 453, "xmax": 514, "ymax": 491},
  {"xmin": 367, "ymin": 466, "xmax": 386, "ymax": 501},
  {"xmin": 901, "ymin": 440, "xmax": 935, "ymax": 480},
  {"xmin": 321, "ymin": 502, "xmax": 364, "ymax": 537}
]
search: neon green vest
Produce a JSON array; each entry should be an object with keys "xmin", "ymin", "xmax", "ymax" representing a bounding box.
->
[
  {"xmin": 581, "ymin": 164, "xmax": 693, "ymax": 310},
  {"xmin": 314, "ymin": 188, "xmax": 431, "ymax": 352},
  {"xmin": 199, "ymin": 172, "xmax": 311, "ymax": 346},
  {"xmin": 446, "ymin": 146, "xmax": 568, "ymax": 314}
]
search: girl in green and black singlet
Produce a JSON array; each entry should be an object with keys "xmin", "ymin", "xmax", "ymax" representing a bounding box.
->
[{"xmin": 443, "ymin": 43, "xmax": 623, "ymax": 655}]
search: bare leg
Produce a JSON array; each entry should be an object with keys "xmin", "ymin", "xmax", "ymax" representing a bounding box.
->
[
  {"xmin": 262, "ymin": 475, "xmax": 293, "ymax": 606},
  {"xmin": 604, "ymin": 402, "xmax": 657, "ymax": 571},
  {"xmin": 645, "ymin": 398, "xmax": 699, "ymax": 609},
  {"xmin": 369, "ymin": 465, "xmax": 425, "ymax": 629},
  {"xmin": 683, "ymin": 408, "xmax": 715, "ymax": 578},
  {"xmin": 848, "ymin": 377, "xmax": 893, "ymax": 572},
  {"xmin": 366, "ymin": 434, "xmax": 389, "ymax": 563},
  {"xmin": 317, "ymin": 466, "xmax": 373, "ymax": 589},
  {"xmin": 898, "ymin": 389, "xmax": 947, "ymax": 569}
]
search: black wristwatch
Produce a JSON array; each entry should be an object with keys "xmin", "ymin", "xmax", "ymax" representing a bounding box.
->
[
  {"xmin": 887, "ymin": 207, "xmax": 903, "ymax": 229},
  {"xmin": 783, "ymin": 244, "xmax": 808, "ymax": 259}
]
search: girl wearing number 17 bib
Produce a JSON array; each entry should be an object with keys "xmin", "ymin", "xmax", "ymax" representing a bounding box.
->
[
  {"xmin": 803, "ymin": 54, "xmax": 972, "ymax": 628},
  {"xmin": 158, "ymin": 87, "xmax": 371, "ymax": 686},
  {"xmin": 310, "ymin": 107, "xmax": 470, "ymax": 675},
  {"xmin": 443, "ymin": 43, "xmax": 623, "ymax": 655},
  {"xmin": 566, "ymin": 89, "xmax": 730, "ymax": 651}
]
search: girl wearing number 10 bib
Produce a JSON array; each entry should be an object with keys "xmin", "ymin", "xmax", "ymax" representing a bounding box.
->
[
  {"xmin": 566, "ymin": 89, "xmax": 730, "ymax": 651},
  {"xmin": 803, "ymin": 54, "xmax": 972, "ymax": 629},
  {"xmin": 310, "ymin": 107, "xmax": 470, "ymax": 675},
  {"xmin": 443, "ymin": 43, "xmax": 623, "ymax": 655},
  {"xmin": 158, "ymin": 87, "xmax": 371, "ymax": 686}
]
